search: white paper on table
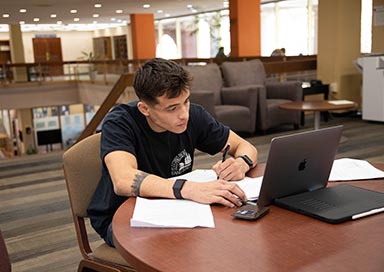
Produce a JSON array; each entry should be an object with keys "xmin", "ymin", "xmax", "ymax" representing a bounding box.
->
[
  {"xmin": 329, "ymin": 158, "xmax": 384, "ymax": 181},
  {"xmin": 173, "ymin": 169, "xmax": 263, "ymax": 201},
  {"xmin": 130, "ymin": 197, "xmax": 215, "ymax": 228},
  {"xmin": 328, "ymin": 100, "xmax": 355, "ymax": 105}
]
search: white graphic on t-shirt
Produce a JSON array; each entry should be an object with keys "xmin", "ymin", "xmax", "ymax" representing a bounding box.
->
[{"xmin": 171, "ymin": 149, "xmax": 192, "ymax": 176}]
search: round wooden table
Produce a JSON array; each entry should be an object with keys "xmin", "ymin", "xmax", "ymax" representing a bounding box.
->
[
  {"xmin": 112, "ymin": 163, "xmax": 384, "ymax": 272},
  {"xmin": 279, "ymin": 100, "xmax": 357, "ymax": 129}
]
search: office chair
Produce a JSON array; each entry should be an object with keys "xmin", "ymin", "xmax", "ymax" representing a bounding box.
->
[
  {"xmin": 63, "ymin": 133, "xmax": 136, "ymax": 272},
  {"xmin": 0, "ymin": 229, "xmax": 11, "ymax": 272}
]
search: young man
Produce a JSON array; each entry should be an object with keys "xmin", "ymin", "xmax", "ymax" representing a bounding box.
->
[{"xmin": 88, "ymin": 58, "xmax": 258, "ymax": 247}]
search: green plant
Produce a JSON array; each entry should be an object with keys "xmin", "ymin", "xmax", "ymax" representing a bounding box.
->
[{"xmin": 81, "ymin": 51, "xmax": 97, "ymax": 61}]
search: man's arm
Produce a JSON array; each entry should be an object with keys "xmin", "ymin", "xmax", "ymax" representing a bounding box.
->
[
  {"xmin": 105, "ymin": 150, "xmax": 245, "ymax": 207},
  {"xmin": 213, "ymin": 130, "xmax": 258, "ymax": 181}
]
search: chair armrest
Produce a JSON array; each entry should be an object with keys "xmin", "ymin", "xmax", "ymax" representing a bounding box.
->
[
  {"xmin": 221, "ymin": 85, "xmax": 261, "ymax": 108},
  {"xmin": 189, "ymin": 90, "xmax": 216, "ymax": 117},
  {"xmin": 265, "ymin": 81, "xmax": 303, "ymax": 101}
]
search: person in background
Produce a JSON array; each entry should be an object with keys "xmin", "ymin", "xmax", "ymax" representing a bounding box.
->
[
  {"xmin": 215, "ymin": 46, "xmax": 228, "ymax": 58},
  {"xmin": 87, "ymin": 58, "xmax": 258, "ymax": 247},
  {"xmin": 271, "ymin": 47, "xmax": 286, "ymax": 56}
]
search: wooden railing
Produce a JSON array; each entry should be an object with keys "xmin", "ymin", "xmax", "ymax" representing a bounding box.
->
[
  {"xmin": 77, "ymin": 73, "xmax": 135, "ymax": 142},
  {"xmin": 1, "ymin": 55, "xmax": 316, "ymax": 86}
]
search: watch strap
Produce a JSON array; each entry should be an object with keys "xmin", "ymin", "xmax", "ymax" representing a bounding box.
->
[
  {"xmin": 173, "ymin": 179, "xmax": 187, "ymax": 199},
  {"xmin": 237, "ymin": 155, "xmax": 253, "ymax": 170}
]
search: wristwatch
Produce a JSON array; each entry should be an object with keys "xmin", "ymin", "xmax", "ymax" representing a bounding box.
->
[
  {"xmin": 173, "ymin": 179, "xmax": 187, "ymax": 199},
  {"xmin": 236, "ymin": 155, "xmax": 254, "ymax": 170}
]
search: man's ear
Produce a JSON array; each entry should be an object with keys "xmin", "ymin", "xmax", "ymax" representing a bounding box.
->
[{"xmin": 137, "ymin": 101, "xmax": 150, "ymax": 116}]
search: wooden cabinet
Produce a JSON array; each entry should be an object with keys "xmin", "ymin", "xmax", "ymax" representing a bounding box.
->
[
  {"xmin": 0, "ymin": 40, "xmax": 11, "ymax": 64},
  {"xmin": 93, "ymin": 37, "xmax": 112, "ymax": 60},
  {"xmin": 113, "ymin": 35, "xmax": 128, "ymax": 60}
]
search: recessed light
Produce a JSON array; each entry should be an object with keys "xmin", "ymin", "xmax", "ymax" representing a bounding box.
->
[
  {"xmin": 19, "ymin": 9, "xmax": 27, "ymax": 13},
  {"xmin": 116, "ymin": 10, "xmax": 123, "ymax": 14},
  {"xmin": 50, "ymin": 14, "xmax": 57, "ymax": 18},
  {"xmin": 70, "ymin": 9, "xmax": 78, "ymax": 14},
  {"xmin": 111, "ymin": 18, "xmax": 116, "ymax": 21},
  {"xmin": 94, "ymin": 3, "xmax": 102, "ymax": 8},
  {"xmin": 93, "ymin": 21, "xmax": 98, "ymax": 24},
  {"xmin": 74, "ymin": 18, "xmax": 80, "ymax": 22},
  {"xmin": 57, "ymin": 21, "xmax": 62, "ymax": 25},
  {"xmin": 20, "ymin": 21, "xmax": 25, "ymax": 25},
  {"xmin": 157, "ymin": 10, "xmax": 163, "ymax": 13},
  {"xmin": 2, "ymin": 14, "xmax": 10, "ymax": 18},
  {"xmin": 33, "ymin": 18, "xmax": 40, "ymax": 22},
  {"xmin": 165, "ymin": 14, "xmax": 170, "ymax": 17},
  {"xmin": 143, "ymin": 4, "xmax": 150, "ymax": 8},
  {"xmin": 93, "ymin": 14, "xmax": 99, "ymax": 18}
]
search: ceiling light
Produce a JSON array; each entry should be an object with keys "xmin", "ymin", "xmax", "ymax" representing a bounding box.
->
[
  {"xmin": 70, "ymin": 9, "xmax": 78, "ymax": 14},
  {"xmin": 57, "ymin": 21, "xmax": 62, "ymax": 25},
  {"xmin": 116, "ymin": 10, "xmax": 123, "ymax": 14},
  {"xmin": 94, "ymin": 3, "xmax": 102, "ymax": 8},
  {"xmin": 143, "ymin": 4, "xmax": 150, "ymax": 8},
  {"xmin": 33, "ymin": 18, "xmax": 40, "ymax": 22},
  {"xmin": 2, "ymin": 14, "xmax": 10, "ymax": 18},
  {"xmin": 165, "ymin": 14, "xmax": 170, "ymax": 17},
  {"xmin": 50, "ymin": 14, "xmax": 57, "ymax": 18},
  {"xmin": 111, "ymin": 18, "xmax": 116, "ymax": 21},
  {"xmin": 93, "ymin": 14, "xmax": 99, "ymax": 18},
  {"xmin": 74, "ymin": 18, "xmax": 80, "ymax": 22},
  {"xmin": 157, "ymin": 10, "xmax": 163, "ymax": 13},
  {"xmin": 20, "ymin": 21, "xmax": 25, "ymax": 25},
  {"xmin": 223, "ymin": 1, "xmax": 229, "ymax": 8},
  {"xmin": 19, "ymin": 9, "xmax": 27, "ymax": 13}
]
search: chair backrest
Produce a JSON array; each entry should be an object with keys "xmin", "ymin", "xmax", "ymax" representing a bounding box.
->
[
  {"xmin": 63, "ymin": 133, "xmax": 102, "ymax": 218},
  {"xmin": 221, "ymin": 59, "xmax": 266, "ymax": 87},
  {"xmin": 0, "ymin": 229, "xmax": 11, "ymax": 272},
  {"xmin": 184, "ymin": 63, "xmax": 223, "ymax": 105}
]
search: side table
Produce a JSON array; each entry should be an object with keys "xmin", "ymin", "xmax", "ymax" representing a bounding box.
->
[{"xmin": 279, "ymin": 100, "xmax": 357, "ymax": 130}]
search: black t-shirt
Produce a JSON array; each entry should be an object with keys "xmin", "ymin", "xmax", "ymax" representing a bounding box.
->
[{"xmin": 87, "ymin": 101, "xmax": 229, "ymax": 239}]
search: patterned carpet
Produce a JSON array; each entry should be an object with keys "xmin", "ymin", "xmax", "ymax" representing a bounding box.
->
[{"xmin": 0, "ymin": 113, "xmax": 383, "ymax": 271}]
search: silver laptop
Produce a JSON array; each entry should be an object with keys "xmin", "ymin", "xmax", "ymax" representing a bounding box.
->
[{"xmin": 233, "ymin": 125, "xmax": 384, "ymax": 223}]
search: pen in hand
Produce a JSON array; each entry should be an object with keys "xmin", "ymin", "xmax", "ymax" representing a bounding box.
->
[
  {"xmin": 217, "ymin": 144, "xmax": 230, "ymax": 179},
  {"xmin": 222, "ymin": 144, "xmax": 230, "ymax": 163}
]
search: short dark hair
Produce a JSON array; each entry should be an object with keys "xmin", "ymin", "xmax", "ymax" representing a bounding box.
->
[{"xmin": 133, "ymin": 58, "xmax": 191, "ymax": 105}]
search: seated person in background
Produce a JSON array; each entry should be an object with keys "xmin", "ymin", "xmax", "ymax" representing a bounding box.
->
[
  {"xmin": 215, "ymin": 46, "xmax": 228, "ymax": 58},
  {"xmin": 88, "ymin": 58, "xmax": 258, "ymax": 247},
  {"xmin": 271, "ymin": 47, "xmax": 286, "ymax": 56}
]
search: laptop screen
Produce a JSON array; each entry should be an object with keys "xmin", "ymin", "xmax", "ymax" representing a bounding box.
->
[{"xmin": 257, "ymin": 125, "xmax": 343, "ymax": 208}]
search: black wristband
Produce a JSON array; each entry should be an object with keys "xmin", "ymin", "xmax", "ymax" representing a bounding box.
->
[{"xmin": 173, "ymin": 179, "xmax": 187, "ymax": 199}]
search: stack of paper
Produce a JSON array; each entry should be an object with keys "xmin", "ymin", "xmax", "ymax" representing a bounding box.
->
[
  {"xmin": 329, "ymin": 158, "xmax": 384, "ymax": 181},
  {"xmin": 130, "ymin": 197, "xmax": 215, "ymax": 228}
]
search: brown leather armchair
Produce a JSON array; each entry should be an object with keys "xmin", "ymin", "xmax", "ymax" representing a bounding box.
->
[
  {"xmin": 221, "ymin": 59, "xmax": 302, "ymax": 133},
  {"xmin": 184, "ymin": 63, "xmax": 258, "ymax": 134}
]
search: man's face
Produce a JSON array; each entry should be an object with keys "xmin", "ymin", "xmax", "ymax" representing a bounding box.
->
[{"xmin": 141, "ymin": 90, "xmax": 190, "ymax": 134}]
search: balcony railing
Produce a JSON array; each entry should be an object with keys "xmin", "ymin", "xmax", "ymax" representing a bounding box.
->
[{"xmin": 0, "ymin": 55, "xmax": 317, "ymax": 87}]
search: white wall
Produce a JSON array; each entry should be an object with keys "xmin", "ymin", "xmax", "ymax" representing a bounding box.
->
[
  {"xmin": 21, "ymin": 31, "xmax": 94, "ymax": 62},
  {"xmin": 1, "ymin": 26, "xmax": 131, "ymax": 63}
]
